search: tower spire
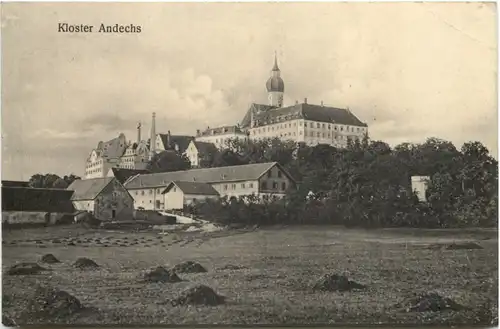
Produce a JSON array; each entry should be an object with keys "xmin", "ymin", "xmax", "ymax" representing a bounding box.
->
[{"xmin": 272, "ymin": 51, "xmax": 279, "ymax": 71}]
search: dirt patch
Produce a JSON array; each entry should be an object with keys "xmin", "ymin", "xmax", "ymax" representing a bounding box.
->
[
  {"xmin": 143, "ymin": 266, "xmax": 182, "ymax": 283},
  {"xmin": 446, "ymin": 242, "xmax": 483, "ymax": 250},
  {"xmin": 26, "ymin": 286, "xmax": 83, "ymax": 319},
  {"xmin": 73, "ymin": 258, "xmax": 99, "ymax": 270},
  {"xmin": 172, "ymin": 261, "xmax": 207, "ymax": 274},
  {"xmin": 171, "ymin": 285, "xmax": 225, "ymax": 306},
  {"xmin": 312, "ymin": 274, "xmax": 366, "ymax": 292},
  {"xmin": 41, "ymin": 254, "xmax": 60, "ymax": 264},
  {"xmin": 7, "ymin": 262, "xmax": 48, "ymax": 276},
  {"xmin": 393, "ymin": 292, "xmax": 464, "ymax": 312}
]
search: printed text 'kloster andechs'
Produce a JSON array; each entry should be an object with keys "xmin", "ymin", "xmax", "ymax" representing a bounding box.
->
[{"xmin": 58, "ymin": 23, "xmax": 142, "ymax": 33}]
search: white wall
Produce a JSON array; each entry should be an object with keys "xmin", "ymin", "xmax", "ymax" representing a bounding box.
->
[
  {"xmin": 196, "ymin": 133, "xmax": 247, "ymax": 150},
  {"xmin": 72, "ymin": 200, "xmax": 95, "ymax": 213},
  {"xmin": 164, "ymin": 186, "xmax": 185, "ymax": 210},
  {"xmin": 129, "ymin": 187, "xmax": 165, "ymax": 210},
  {"xmin": 411, "ymin": 176, "xmax": 430, "ymax": 202}
]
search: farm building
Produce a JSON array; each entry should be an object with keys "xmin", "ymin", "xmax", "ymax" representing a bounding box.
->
[
  {"xmin": 162, "ymin": 181, "xmax": 219, "ymax": 210},
  {"xmin": 67, "ymin": 177, "xmax": 134, "ymax": 220},
  {"xmin": 124, "ymin": 162, "xmax": 296, "ymax": 210},
  {"xmin": 2, "ymin": 186, "xmax": 75, "ymax": 226}
]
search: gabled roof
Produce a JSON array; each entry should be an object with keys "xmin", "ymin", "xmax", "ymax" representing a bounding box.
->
[
  {"xmin": 125, "ymin": 162, "xmax": 295, "ymax": 189},
  {"xmin": 192, "ymin": 141, "xmax": 218, "ymax": 155},
  {"xmin": 158, "ymin": 134, "xmax": 194, "ymax": 153},
  {"xmin": 240, "ymin": 103, "xmax": 277, "ymax": 128},
  {"xmin": 2, "ymin": 187, "xmax": 75, "ymax": 212},
  {"xmin": 110, "ymin": 168, "xmax": 150, "ymax": 184},
  {"xmin": 241, "ymin": 103, "xmax": 368, "ymax": 128},
  {"xmin": 67, "ymin": 177, "xmax": 115, "ymax": 200},
  {"xmin": 163, "ymin": 181, "xmax": 219, "ymax": 196}
]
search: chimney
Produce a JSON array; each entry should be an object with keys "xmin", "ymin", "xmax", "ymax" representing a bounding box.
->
[
  {"xmin": 196, "ymin": 129, "xmax": 200, "ymax": 136},
  {"xmin": 295, "ymin": 100, "xmax": 298, "ymax": 105},
  {"xmin": 321, "ymin": 101, "xmax": 324, "ymax": 106},
  {"xmin": 167, "ymin": 130, "xmax": 171, "ymax": 148},
  {"xmin": 149, "ymin": 112, "xmax": 156, "ymax": 160},
  {"xmin": 137, "ymin": 122, "xmax": 141, "ymax": 143},
  {"xmin": 304, "ymin": 98, "xmax": 308, "ymax": 104}
]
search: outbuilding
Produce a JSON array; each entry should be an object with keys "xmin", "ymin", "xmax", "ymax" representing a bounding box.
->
[
  {"xmin": 162, "ymin": 181, "xmax": 219, "ymax": 210},
  {"xmin": 67, "ymin": 177, "xmax": 134, "ymax": 220}
]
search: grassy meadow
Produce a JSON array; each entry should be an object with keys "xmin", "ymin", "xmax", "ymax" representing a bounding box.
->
[{"xmin": 2, "ymin": 225, "xmax": 498, "ymax": 325}]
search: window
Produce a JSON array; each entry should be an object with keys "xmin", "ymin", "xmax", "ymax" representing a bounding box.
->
[
  {"xmin": 322, "ymin": 133, "xmax": 325, "ymax": 138},
  {"xmin": 249, "ymin": 183, "xmax": 253, "ymax": 188},
  {"xmin": 157, "ymin": 189, "xmax": 161, "ymax": 193},
  {"xmin": 278, "ymin": 171, "xmax": 282, "ymax": 178},
  {"xmin": 310, "ymin": 132, "xmax": 314, "ymax": 137},
  {"xmin": 173, "ymin": 187, "xmax": 177, "ymax": 192},
  {"xmin": 224, "ymin": 184, "xmax": 228, "ymax": 190},
  {"xmin": 241, "ymin": 183, "xmax": 245, "ymax": 188},
  {"xmin": 231, "ymin": 184, "xmax": 236, "ymax": 190},
  {"xmin": 299, "ymin": 122, "xmax": 303, "ymax": 126},
  {"xmin": 322, "ymin": 123, "xmax": 325, "ymax": 128},
  {"xmin": 261, "ymin": 181, "xmax": 267, "ymax": 190},
  {"xmin": 281, "ymin": 182, "xmax": 286, "ymax": 190},
  {"xmin": 272, "ymin": 182, "xmax": 278, "ymax": 189},
  {"xmin": 317, "ymin": 132, "xmax": 320, "ymax": 137},
  {"xmin": 299, "ymin": 131, "xmax": 303, "ymax": 135},
  {"xmin": 149, "ymin": 189, "xmax": 153, "ymax": 195},
  {"xmin": 135, "ymin": 191, "xmax": 138, "ymax": 195},
  {"xmin": 316, "ymin": 123, "xmax": 320, "ymax": 128},
  {"xmin": 267, "ymin": 171, "xmax": 272, "ymax": 178},
  {"xmin": 141, "ymin": 191, "xmax": 145, "ymax": 195}
]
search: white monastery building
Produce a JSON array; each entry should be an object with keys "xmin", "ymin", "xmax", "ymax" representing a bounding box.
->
[{"xmin": 239, "ymin": 54, "xmax": 368, "ymax": 147}]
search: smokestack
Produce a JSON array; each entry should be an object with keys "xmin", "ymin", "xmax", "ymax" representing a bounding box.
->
[
  {"xmin": 304, "ymin": 98, "xmax": 308, "ymax": 104},
  {"xmin": 150, "ymin": 112, "xmax": 156, "ymax": 159},
  {"xmin": 137, "ymin": 122, "xmax": 141, "ymax": 143},
  {"xmin": 321, "ymin": 101, "xmax": 324, "ymax": 106},
  {"xmin": 196, "ymin": 129, "xmax": 200, "ymax": 136},
  {"xmin": 167, "ymin": 130, "xmax": 171, "ymax": 148}
]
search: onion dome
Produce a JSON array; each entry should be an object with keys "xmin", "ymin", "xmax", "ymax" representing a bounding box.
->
[{"xmin": 266, "ymin": 53, "xmax": 285, "ymax": 92}]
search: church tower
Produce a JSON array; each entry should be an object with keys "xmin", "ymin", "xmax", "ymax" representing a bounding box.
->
[{"xmin": 266, "ymin": 52, "xmax": 285, "ymax": 107}]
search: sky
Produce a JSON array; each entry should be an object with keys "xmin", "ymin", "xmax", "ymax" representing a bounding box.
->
[{"xmin": 1, "ymin": 2, "xmax": 497, "ymax": 180}]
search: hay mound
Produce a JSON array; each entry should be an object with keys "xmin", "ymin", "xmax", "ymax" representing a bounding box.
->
[
  {"xmin": 73, "ymin": 258, "xmax": 99, "ymax": 269},
  {"xmin": 172, "ymin": 261, "xmax": 207, "ymax": 274},
  {"xmin": 446, "ymin": 242, "xmax": 483, "ymax": 250},
  {"xmin": 394, "ymin": 292, "xmax": 464, "ymax": 312},
  {"xmin": 27, "ymin": 286, "xmax": 83, "ymax": 318},
  {"xmin": 2, "ymin": 315, "xmax": 16, "ymax": 327},
  {"xmin": 41, "ymin": 253, "xmax": 60, "ymax": 264},
  {"xmin": 143, "ymin": 266, "xmax": 181, "ymax": 283},
  {"xmin": 171, "ymin": 285, "xmax": 225, "ymax": 306},
  {"xmin": 7, "ymin": 262, "xmax": 48, "ymax": 275},
  {"xmin": 312, "ymin": 274, "xmax": 366, "ymax": 292}
]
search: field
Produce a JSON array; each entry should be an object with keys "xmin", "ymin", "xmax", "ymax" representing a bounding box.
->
[{"xmin": 2, "ymin": 224, "xmax": 498, "ymax": 326}]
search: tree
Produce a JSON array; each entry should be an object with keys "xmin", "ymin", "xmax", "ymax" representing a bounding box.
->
[
  {"xmin": 28, "ymin": 173, "xmax": 79, "ymax": 189},
  {"xmin": 146, "ymin": 151, "xmax": 191, "ymax": 173}
]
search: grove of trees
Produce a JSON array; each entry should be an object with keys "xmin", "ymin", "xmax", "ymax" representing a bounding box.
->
[
  {"xmin": 28, "ymin": 174, "xmax": 81, "ymax": 189},
  {"xmin": 190, "ymin": 136, "xmax": 498, "ymax": 229}
]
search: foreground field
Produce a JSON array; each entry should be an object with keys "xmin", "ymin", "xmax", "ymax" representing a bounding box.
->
[{"xmin": 2, "ymin": 225, "xmax": 498, "ymax": 325}]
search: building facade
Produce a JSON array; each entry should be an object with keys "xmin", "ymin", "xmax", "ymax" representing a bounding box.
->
[
  {"xmin": 68, "ymin": 177, "xmax": 134, "ymax": 220},
  {"xmin": 162, "ymin": 181, "xmax": 219, "ymax": 210},
  {"xmin": 185, "ymin": 140, "xmax": 218, "ymax": 167},
  {"xmin": 195, "ymin": 125, "xmax": 248, "ymax": 150},
  {"xmin": 124, "ymin": 162, "xmax": 296, "ymax": 210},
  {"xmin": 84, "ymin": 113, "xmax": 194, "ymax": 179}
]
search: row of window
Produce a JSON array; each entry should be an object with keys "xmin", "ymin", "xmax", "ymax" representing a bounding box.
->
[
  {"xmin": 222, "ymin": 182, "xmax": 254, "ymax": 191},
  {"xmin": 252, "ymin": 121, "xmax": 365, "ymax": 135}
]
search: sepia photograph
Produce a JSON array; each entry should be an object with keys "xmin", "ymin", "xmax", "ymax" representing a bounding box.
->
[{"xmin": 1, "ymin": 2, "xmax": 498, "ymax": 326}]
